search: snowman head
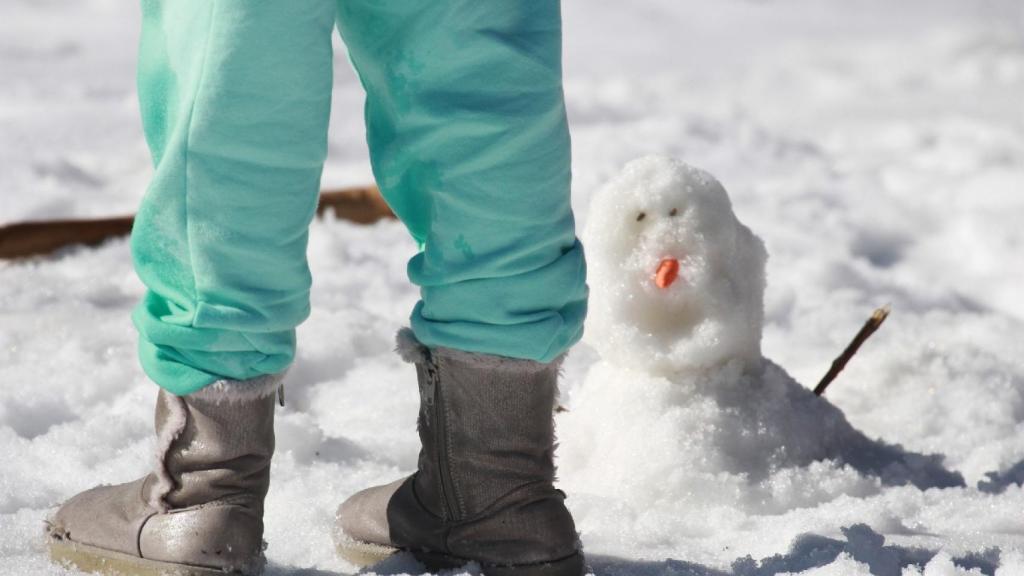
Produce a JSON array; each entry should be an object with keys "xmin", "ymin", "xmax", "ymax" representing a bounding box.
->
[{"xmin": 582, "ymin": 156, "xmax": 767, "ymax": 375}]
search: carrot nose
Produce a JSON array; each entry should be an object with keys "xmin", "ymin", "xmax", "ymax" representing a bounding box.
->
[{"xmin": 655, "ymin": 258, "xmax": 680, "ymax": 289}]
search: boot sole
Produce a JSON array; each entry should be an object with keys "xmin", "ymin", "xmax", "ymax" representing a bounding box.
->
[
  {"xmin": 48, "ymin": 538, "xmax": 253, "ymax": 576},
  {"xmin": 337, "ymin": 537, "xmax": 586, "ymax": 576},
  {"xmin": 334, "ymin": 537, "xmax": 401, "ymax": 567}
]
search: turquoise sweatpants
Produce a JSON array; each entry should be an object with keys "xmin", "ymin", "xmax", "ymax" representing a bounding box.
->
[{"xmin": 132, "ymin": 0, "xmax": 588, "ymax": 395}]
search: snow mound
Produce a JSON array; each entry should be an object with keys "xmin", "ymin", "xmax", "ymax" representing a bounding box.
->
[
  {"xmin": 560, "ymin": 358, "xmax": 962, "ymax": 511},
  {"xmin": 582, "ymin": 156, "xmax": 767, "ymax": 375}
]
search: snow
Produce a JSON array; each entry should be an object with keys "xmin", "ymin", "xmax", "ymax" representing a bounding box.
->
[{"xmin": 2, "ymin": 0, "xmax": 1024, "ymax": 575}]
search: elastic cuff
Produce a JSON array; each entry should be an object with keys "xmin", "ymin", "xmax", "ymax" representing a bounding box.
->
[
  {"xmin": 395, "ymin": 327, "xmax": 567, "ymax": 372},
  {"xmin": 186, "ymin": 370, "xmax": 287, "ymax": 404}
]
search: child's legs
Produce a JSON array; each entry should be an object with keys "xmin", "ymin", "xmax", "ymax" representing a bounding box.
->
[
  {"xmin": 336, "ymin": 0, "xmax": 588, "ymax": 362},
  {"xmin": 133, "ymin": 0, "xmax": 337, "ymax": 395}
]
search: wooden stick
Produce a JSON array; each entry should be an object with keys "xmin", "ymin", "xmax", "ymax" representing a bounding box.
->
[
  {"xmin": 314, "ymin": 185, "xmax": 393, "ymax": 224},
  {"xmin": 0, "ymin": 185, "xmax": 393, "ymax": 260},
  {"xmin": 0, "ymin": 216, "xmax": 134, "ymax": 260},
  {"xmin": 814, "ymin": 305, "xmax": 890, "ymax": 396}
]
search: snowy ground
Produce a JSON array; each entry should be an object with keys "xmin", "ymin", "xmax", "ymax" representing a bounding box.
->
[{"xmin": 3, "ymin": 0, "xmax": 1024, "ymax": 574}]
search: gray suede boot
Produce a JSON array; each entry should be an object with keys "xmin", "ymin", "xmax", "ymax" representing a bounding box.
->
[
  {"xmin": 335, "ymin": 329, "xmax": 585, "ymax": 576},
  {"xmin": 46, "ymin": 376, "xmax": 281, "ymax": 576}
]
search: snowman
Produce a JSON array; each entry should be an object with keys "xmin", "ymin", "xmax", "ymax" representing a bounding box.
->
[{"xmin": 557, "ymin": 157, "xmax": 961, "ymax": 524}]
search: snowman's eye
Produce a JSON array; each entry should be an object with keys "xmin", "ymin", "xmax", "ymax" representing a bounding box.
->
[
  {"xmin": 669, "ymin": 208, "xmax": 678, "ymax": 217},
  {"xmin": 636, "ymin": 212, "xmax": 646, "ymax": 222}
]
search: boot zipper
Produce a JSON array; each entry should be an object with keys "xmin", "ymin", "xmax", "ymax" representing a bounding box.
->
[
  {"xmin": 427, "ymin": 361, "xmax": 457, "ymax": 523},
  {"xmin": 421, "ymin": 371, "xmax": 435, "ymax": 427}
]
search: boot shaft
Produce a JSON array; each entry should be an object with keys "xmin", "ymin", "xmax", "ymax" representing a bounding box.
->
[
  {"xmin": 411, "ymin": 347, "xmax": 561, "ymax": 522},
  {"xmin": 154, "ymin": 384, "xmax": 278, "ymax": 511}
]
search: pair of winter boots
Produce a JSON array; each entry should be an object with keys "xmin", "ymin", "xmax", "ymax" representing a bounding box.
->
[{"xmin": 46, "ymin": 329, "xmax": 585, "ymax": 576}]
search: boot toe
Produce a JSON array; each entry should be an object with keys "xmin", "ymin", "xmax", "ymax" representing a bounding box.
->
[
  {"xmin": 47, "ymin": 477, "xmax": 155, "ymax": 555},
  {"xmin": 336, "ymin": 477, "xmax": 405, "ymax": 547}
]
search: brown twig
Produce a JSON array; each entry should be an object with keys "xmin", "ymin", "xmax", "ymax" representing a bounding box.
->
[
  {"xmin": 813, "ymin": 305, "xmax": 891, "ymax": 396},
  {"xmin": 0, "ymin": 185, "xmax": 393, "ymax": 260}
]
